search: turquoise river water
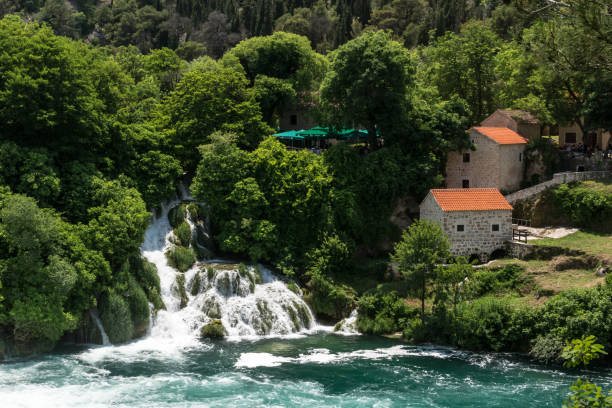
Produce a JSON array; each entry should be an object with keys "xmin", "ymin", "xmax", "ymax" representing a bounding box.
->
[{"xmin": 1, "ymin": 332, "xmax": 611, "ymax": 407}]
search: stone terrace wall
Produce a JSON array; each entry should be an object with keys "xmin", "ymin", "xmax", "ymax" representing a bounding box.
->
[{"xmin": 505, "ymin": 171, "xmax": 611, "ymax": 204}]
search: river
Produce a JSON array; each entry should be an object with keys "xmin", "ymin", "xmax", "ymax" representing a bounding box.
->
[{"xmin": 2, "ymin": 332, "xmax": 611, "ymax": 407}]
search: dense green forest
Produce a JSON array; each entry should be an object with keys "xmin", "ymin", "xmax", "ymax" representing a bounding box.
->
[{"xmin": 0, "ymin": 0, "xmax": 610, "ymax": 356}]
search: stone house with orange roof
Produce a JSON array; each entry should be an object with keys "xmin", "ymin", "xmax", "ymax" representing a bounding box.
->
[
  {"xmin": 481, "ymin": 109, "xmax": 541, "ymax": 140},
  {"xmin": 445, "ymin": 127, "xmax": 528, "ymax": 193},
  {"xmin": 420, "ymin": 188, "xmax": 513, "ymax": 260}
]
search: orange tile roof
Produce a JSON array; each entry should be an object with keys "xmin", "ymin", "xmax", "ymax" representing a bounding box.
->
[
  {"xmin": 430, "ymin": 188, "xmax": 513, "ymax": 211},
  {"xmin": 473, "ymin": 127, "xmax": 529, "ymax": 144}
]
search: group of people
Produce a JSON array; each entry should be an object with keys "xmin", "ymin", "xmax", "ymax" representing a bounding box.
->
[{"xmin": 560, "ymin": 141, "xmax": 612, "ymax": 159}]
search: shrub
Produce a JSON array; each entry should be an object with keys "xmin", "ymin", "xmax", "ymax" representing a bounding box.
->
[
  {"xmin": 200, "ymin": 319, "xmax": 226, "ymax": 339},
  {"xmin": 455, "ymin": 297, "xmax": 535, "ymax": 351},
  {"xmin": 99, "ymin": 291, "xmax": 133, "ymax": 344},
  {"xmin": 536, "ymin": 286, "xmax": 612, "ymax": 350},
  {"xmin": 131, "ymin": 256, "xmax": 164, "ymax": 310},
  {"xmin": 174, "ymin": 274, "xmax": 188, "ymax": 309},
  {"xmin": 166, "ymin": 246, "xmax": 196, "ymax": 272},
  {"xmin": 357, "ymin": 291, "xmax": 415, "ymax": 335},
  {"xmin": 530, "ymin": 333, "xmax": 566, "ymax": 364},
  {"xmin": 168, "ymin": 204, "xmax": 186, "ymax": 228},
  {"xmin": 468, "ymin": 264, "xmax": 530, "ymax": 297},
  {"xmin": 191, "ymin": 273, "xmax": 201, "ymax": 296},
  {"xmin": 173, "ymin": 221, "xmax": 192, "ymax": 247},
  {"xmin": 304, "ymin": 271, "xmax": 356, "ymax": 319},
  {"xmin": 554, "ymin": 182, "xmax": 612, "ymax": 232},
  {"xmin": 126, "ymin": 277, "xmax": 150, "ymax": 337}
]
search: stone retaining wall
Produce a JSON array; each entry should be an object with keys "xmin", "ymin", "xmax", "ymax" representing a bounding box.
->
[{"xmin": 505, "ymin": 171, "xmax": 611, "ymax": 204}]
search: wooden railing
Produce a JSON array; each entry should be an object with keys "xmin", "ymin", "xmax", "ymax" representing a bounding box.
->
[
  {"xmin": 512, "ymin": 228, "xmax": 529, "ymax": 243},
  {"xmin": 512, "ymin": 218, "xmax": 531, "ymax": 227}
]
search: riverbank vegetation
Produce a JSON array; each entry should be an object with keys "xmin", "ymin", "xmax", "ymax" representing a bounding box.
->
[{"xmin": 0, "ymin": 0, "xmax": 610, "ymax": 360}]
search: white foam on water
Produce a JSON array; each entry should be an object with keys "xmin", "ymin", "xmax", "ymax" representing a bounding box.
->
[{"xmin": 234, "ymin": 345, "xmax": 456, "ymax": 368}]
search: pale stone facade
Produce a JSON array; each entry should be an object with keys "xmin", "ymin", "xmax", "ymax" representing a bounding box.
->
[
  {"xmin": 445, "ymin": 128, "xmax": 526, "ymax": 192},
  {"xmin": 481, "ymin": 110, "xmax": 541, "ymax": 140},
  {"xmin": 420, "ymin": 193, "xmax": 512, "ymax": 260},
  {"xmin": 278, "ymin": 105, "xmax": 316, "ymax": 131},
  {"xmin": 559, "ymin": 121, "xmax": 611, "ymax": 150}
]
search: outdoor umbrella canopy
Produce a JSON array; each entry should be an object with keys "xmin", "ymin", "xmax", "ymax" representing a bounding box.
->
[
  {"xmin": 296, "ymin": 128, "xmax": 330, "ymax": 139},
  {"xmin": 273, "ymin": 130, "xmax": 305, "ymax": 140}
]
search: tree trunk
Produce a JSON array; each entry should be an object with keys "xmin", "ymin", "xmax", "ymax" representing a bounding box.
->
[{"xmin": 367, "ymin": 124, "xmax": 377, "ymax": 149}]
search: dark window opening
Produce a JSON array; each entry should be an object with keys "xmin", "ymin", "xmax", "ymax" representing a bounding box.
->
[
  {"xmin": 565, "ymin": 132, "xmax": 577, "ymax": 144},
  {"xmin": 456, "ymin": 225, "xmax": 465, "ymax": 232},
  {"xmin": 492, "ymin": 224, "xmax": 500, "ymax": 232},
  {"xmin": 290, "ymin": 114, "xmax": 298, "ymax": 125},
  {"xmin": 462, "ymin": 179, "xmax": 470, "ymax": 188},
  {"xmin": 519, "ymin": 153, "xmax": 523, "ymax": 162},
  {"xmin": 463, "ymin": 153, "xmax": 470, "ymax": 163}
]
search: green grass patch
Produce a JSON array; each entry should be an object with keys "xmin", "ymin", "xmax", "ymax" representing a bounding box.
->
[
  {"xmin": 173, "ymin": 221, "xmax": 192, "ymax": 247},
  {"xmin": 532, "ymin": 231, "xmax": 612, "ymax": 258}
]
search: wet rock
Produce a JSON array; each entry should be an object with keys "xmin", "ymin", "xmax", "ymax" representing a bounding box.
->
[{"xmin": 200, "ymin": 320, "xmax": 226, "ymax": 339}]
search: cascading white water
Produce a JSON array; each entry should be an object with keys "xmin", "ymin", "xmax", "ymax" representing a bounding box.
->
[
  {"xmin": 139, "ymin": 196, "xmax": 318, "ymax": 346},
  {"xmin": 334, "ymin": 309, "xmax": 360, "ymax": 335},
  {"xmin": 90, "ymin": 309, "xmax": 110, "ymax": 346}
]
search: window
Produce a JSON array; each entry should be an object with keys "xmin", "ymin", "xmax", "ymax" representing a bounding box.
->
[
  {"xmin": 462, "ymin": 179, "xmax": 470, "ymax": 188},
  {"xmin": 463, "ymin": 153, "xmax": 470, "ymax": 163},
  {"xmin": 456, "ymin": 225, "xmax": 465, "ymax": 232},
  {"xmin": 290, "ymin": 114, "xmax": 298, "ymax": 125},
  {"xmin": 519, "ymin": 153, "xmax": 523, "ymax": 162},
  {"xmin": 492, "ymin": 224, "xmax": 500, "ymax": 232},
  {"xmin": 565, "ymin": 132, "xmax": 577, "ymax": 144}
]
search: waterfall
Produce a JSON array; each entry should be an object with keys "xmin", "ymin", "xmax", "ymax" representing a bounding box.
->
[
  {"xmin": 90, "ymin": 309, "xmax": 110, "ymax": 346},
  {"xmin": 334, "ymin": 309, "xmax": 359, "ymax": 335},
  {"xmin": 139, "ymin": 198, "xmax": 318, "ymax": 345}
]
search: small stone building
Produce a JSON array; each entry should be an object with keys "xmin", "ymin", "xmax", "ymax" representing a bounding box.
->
[
  {"xmin": 481, "ymin": 109, "xmax": 541, "ymax": 140},
  {"xmin": 559, "ymin": 120, "xmax": 611, "ymax": 150},
  {"xmin": 445, "ymin": 127, "xmax": 528, "ymax": 192},
  {"xmin": 420, "ymin": 188, "xmax": 513, "ymax": 260}
]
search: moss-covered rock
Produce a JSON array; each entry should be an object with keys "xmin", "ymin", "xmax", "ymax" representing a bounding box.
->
[
  {"xmin": 132, "ymin": 256, "xmax": 165, "ymax": 310},
  {"xmin": 202, "ymin": 296, "xmax": 222, "ymax": 319},
  {"xmin": 173, "ymin": 221, "xmax": 192, "ymax": 247},
  {"xmin": 200, "ymin": 319, "xmax": 226, "ymax": 339},
  {"xmin": 194, "ymin": 244, "xmax": 213, "ymax": 260},
  {"xmin": 168, "ymin": 204, "xmax": 187, "ymax": 228},
  {"xmin": 191, "ymin": 273, "xmax": 201, "ymax": 296},
  {"xmin": 187, "ymin": 202, "xmax": 208, "ymax": 221},
  {"xmin": 166, "ymin": 246, "xmax": 196, "ymax": 272},
  {"xmin": 99, "ymin": 291, "xmax": 134, "ymax": 344},
  {"xmin": 174, "ymin": 274, "xmax": 188, "ymax": 309},
  {"xmin": 127, "ymin": 277, "xmax": 150, "ymax": 338}
]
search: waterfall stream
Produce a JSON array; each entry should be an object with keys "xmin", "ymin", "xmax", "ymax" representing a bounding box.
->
[
  {"xmin": 137, "ymin": 195, "xmax": 320, "ymax": 346},
  {"xmin": 90, "ymin": 309, "xmax": 110, "ymax": 346}
]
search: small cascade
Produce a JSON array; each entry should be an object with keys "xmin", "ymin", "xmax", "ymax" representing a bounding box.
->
[
  {"xmin": 140, "ymin": 196, "xmax": 317, "ymax": 345},
  {"xmin": 334, "ymin": 310, "xmax": 360, "ymax": 335},
  {"xmin": 90, "ymin": 309, "xmax": 110, "ymax": 346}
]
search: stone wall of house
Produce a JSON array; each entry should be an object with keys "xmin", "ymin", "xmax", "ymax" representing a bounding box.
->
[
  {"xmin": 278, "ymin": 106, "xmax": 316, "ymax": 131},
  {"xmin": 499, "ymin": 143, "xmax": 526, "ymax": 192},
  {"xmin": 445, "ymin": 131, "xmax": 501, "ymax": 189},
  {"xmin": 504, "ymin": 170, "xmax": 612, "ymax": 204},
  {"xmin": 481, "ymin": 111, "xmax": 518, "ymax": 132},
  {"xmin": 441, "ymin": 210, "xmax": 512, "ymax": 260},
  {"xmin": 419, "ymin": 193, "xmax": 444, "ymax": 225},
  {"xmin": 517, "ymin": 123, "xmax": 541, "ymax": 140}
]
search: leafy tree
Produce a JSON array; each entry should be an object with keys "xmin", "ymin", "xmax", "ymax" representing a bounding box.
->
[
  {"xmin": 321, "ymin": 30, "xmax": 414, "ymax": 147},
  {"xmin": 0, "ymin": 16, "xmax": 106, "ymax": 157},
  {"xmin": 391, "ymin": 219, "xmax": 450, "ymax": 320},
  {"xmin": 423, "ymin": 21, "xmax": 501, "ymax": 124},
  {"xmin": 175, "ymin": 41, "xmax": 207, "ymax": 61},
  {"xmin": 159, "ymin": 67, "xmax": 272, "ymax": 171},
  {"xmin": 435, "ymin": 256, "xmax": 474, "ymax": 316},
  {"xmin": 369, "ymin": 0, "xmax": 430, "ymax": 48}
]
